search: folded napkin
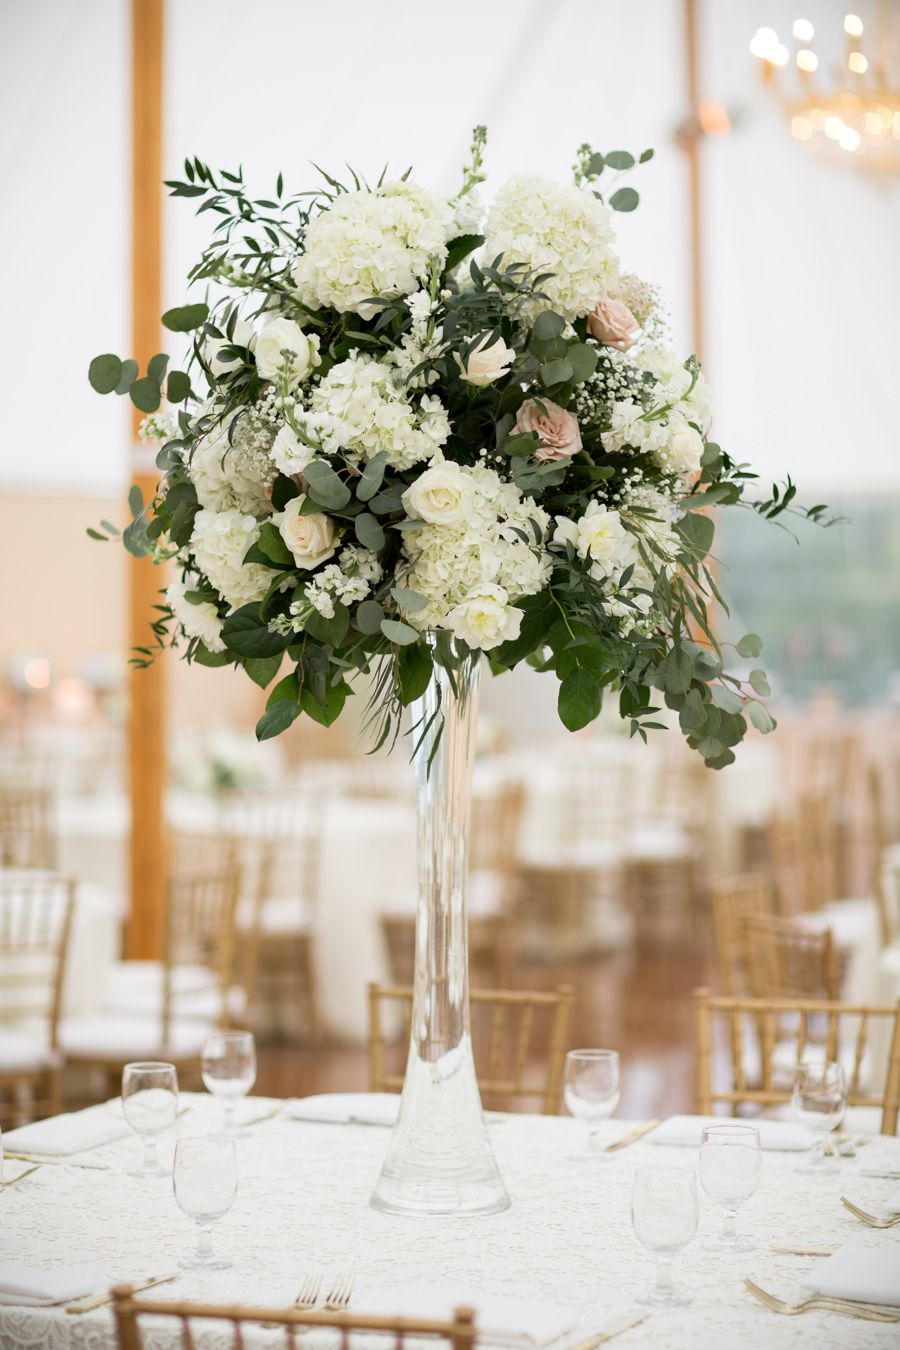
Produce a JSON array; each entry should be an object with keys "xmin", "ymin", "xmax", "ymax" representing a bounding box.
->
[
  {"xmin": 0, "ymin": 1264, "xmax": 100, "ymax": 1307},
  {"xmin": 646, "ymin": 1115, "xmax": 814, "ymax": 1151},
  {"xmin": 803, "ymin": 1246, "xmax": 900, "ymax": 1308},
  {"xmin": 285, "ymin": 1093, "xmax": 400, "ymax": 1126},
  {"xmin": 363, "ymin": 1284, "xmax": 576, "ymax": 1348},
  {"xmin": 2, "ymin": 1103, "xmax": 131, "ymax": 1157}
]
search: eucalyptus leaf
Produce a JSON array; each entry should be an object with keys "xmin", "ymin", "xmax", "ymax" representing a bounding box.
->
[
  {"xmin": 609, "ymin": 187, "xmax": 639, "ymax": 212},
  {"xmin": 736, "ymin": 633, "xmax": 763, "ymax": 659},
  {"xmin": 304, "ymin": 459, "xmax": 352, "ymax": 510},
  {"xmin": 748, "ymin": 668, "xmax": 771, "ymax": 697},
  {"xmin": 88, "ymin": 354, "xmax": 122, "ymax": 395},
  {"xmin": 355, "ymin": 512, "xmax": 386, "ymax": 551},
  {"xmin": 162, "ymin": 302, "xmax": 209, "ymax": 333},
  {"xmin": 129, "ymin": 377, "xmax": 161, "ymax": 414},
  {"xmin": 354, "ymin": 599, "xmax": 385, "ymax": 635},
  {"xmin": 356, "ymin": 451, "xmax": 388, "ymax": 502},
  {"xmin": 391, "ymin": 587, "xmax": 429, "ymax": 613},
  {"xmin": 381, "ymin": 619, "xmax": 419, "ymax": 646}
]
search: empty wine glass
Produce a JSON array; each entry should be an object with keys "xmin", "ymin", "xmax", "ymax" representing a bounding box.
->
[
  {"xmin": 699, "ymin": 1123, "xmax": 761, "ymax": 1252},
  {"xmin": 564, "ymin": 1050, "xmax": 621, "ymax": 1157},
  {"xmin": 632, "ymin": 1165, "xmax": 699, "ymax": 1306},
  {"xmin": 173, "ymin": 1134, "xmax": 238, "ymax": 1270},
  {"xmin": 122, "ymin": 1061, "xmax": 178, "ymax": 1177},
  {"xmin": 792, "ymin": 1061, "xmax": 846, "ymax": 1174},
  {"xmin": 201, "ymin": 1031, "xmax": 257, "ymax": 1133}
]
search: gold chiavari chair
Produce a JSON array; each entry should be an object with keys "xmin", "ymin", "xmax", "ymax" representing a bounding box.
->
[
  {"xmin": 693, "ymin": 988, "xmax": 900, "ymax": 1134},
  {"xmin": 368, "ymin": 982, "xmax": 575, "ymax": 1115},
  {"xmin": 112, "ymin": 1284, "xmax": 477, "ymax": 1350},
  {"xmin": 870, "ymin": 763, "xmax": 900, "ymax": 943},
  {"xmin": 59, "ymin": 865, "xmax": 240, "ymax": 1092},
  {"xmin": 766, "ymin": 808, "xmax": 813, "ymax": 916},
  {"xmin": 0, "ymin": 785, "xmax": 55, "ymax": 868},
  {"xmin": 0, "ymin": 872, "xmax": 74, "ymax": 1124},
  {"xmin": 743, "ymin": 913, "xmax": 840, "ymax": 1001},
  {"xmin": 711, "ymin": 874, "xmax": 773, "ymax": 995},
  {"xmin": 881, "ymin": 855, "xmax": 900, "ymax": 948},
  {"xmin": 217, "ymin": 787, "xmax": 322, "ymax": 1039}
]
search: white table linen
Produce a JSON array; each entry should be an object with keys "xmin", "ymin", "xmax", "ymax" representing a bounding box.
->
[{"xmin": 3, "ymin": 1095, "xmax": 900, "ymax": 1349}]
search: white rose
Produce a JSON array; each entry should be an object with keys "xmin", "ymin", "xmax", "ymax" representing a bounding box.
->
[
  {"xmin": 459, "ymin": 334, "xmax": 516, "ymax": 387},
  {"xmin": 447, "ymin": 584, "xmax": 522, "ymax": 651},
  {"xmin": 666, "ymin": 424, "xmax": 704, "ymax": 475},
  {"xmin": 555, "ymin": 501, "xmax": 636, "ymax": 578},
  {"xmin": 166, "ymin": 582, "xmax": 225, "ymax": 652},
  {"xmin": 255, "ymin": 317, "xmax": 320, "ymax": 385},
  {"xmin": 275, "ymin": 496, "xmax": 337, "ymax": 570},
  {"xmin": 402, "ymin": 462, "xmax": 475, "ymax": 526},
  {"xmin": 203, "ymin": 318, "xmax": 254, "ymax": 378}
]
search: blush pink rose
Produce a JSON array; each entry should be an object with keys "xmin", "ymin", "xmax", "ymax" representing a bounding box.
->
[
  {"xmin": 587, "ymin": 298, "xmax": 640, "ymax": 350},
  {"xmin": 514, "ymin": 398, "xmax": 582, "ymax": 462}
]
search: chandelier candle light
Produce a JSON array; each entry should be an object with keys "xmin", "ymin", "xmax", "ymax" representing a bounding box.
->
[{"xmin": 87, "ymin": 128, "xmax": 827, "ymax": 1216}]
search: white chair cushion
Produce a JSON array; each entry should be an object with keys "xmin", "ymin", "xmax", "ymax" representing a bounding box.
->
[
  {"xmin": 625, "ymin": 822, "xmax": 694, "ymax": 863},
  {"xmin": 238, "ymin": 895, "xmax": 315, "ymax": 937},
  {"xmin": 519, "ymin": 841, "xmax": 622, "ymax": 871},
  {"xmin": 469, "ymin": 871, "xmax": 505, "ymax": 920},
  {"xmin": 58, "ymin": 1013, "xmax": 214, "ymax": 1061},
  {"xmin": 100, "ymin": 962, "xmax": 247, "ymax": 1024},
  {"xmin": 0, "ymin": 1027, "xmax": 56, "ymax": 1073}
]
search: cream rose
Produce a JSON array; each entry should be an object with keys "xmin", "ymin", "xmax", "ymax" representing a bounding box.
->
[
  {"xmin": 666, "ymin": 424, "xmax": 704, "ymax": 476},
  {"xmin": 402, "ymin": 462, "xmax": 474, "ymax": 527},
  {"xmin": 587, "ymin": 298, "xmax": 640, "ymax": 350},
  {"xmin": 276, "ymin": 496, "xmax": 337, "ymax": 569},
  {"xmin": 459, "ymin": 333, "xmax": 516, "ymax": 387},
  {"xmin": 554, "ymin": 501, "xmax": 636, "ymax": 578},
  {"xmin": 255, "ymin": 317, "xmax": 320, "ymax": 385},
  {"xmin": 447, "ymin": 584, "xmax": 522, "ymax": 651},
  {"xmin": 514, "ymin": 398, "xmax": 582, "ymax": 462}
]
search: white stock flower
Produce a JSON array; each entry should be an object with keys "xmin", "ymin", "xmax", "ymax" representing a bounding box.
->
[
  {"xmin": 254, "ymin": 317, "xmax": 319, "ymax": 385},
  {"xmin": 203, "ymin": 318, "xmax": 254, "ymax": 378},
  {"xmin": 311, "ymin": 353, "xmax": 449, "ymax": 470},
  {"xmin": 447, "ymin": 584, "xmax": 522, "ymax": 651},
  {"xmin": 274, "ymin": 496, "xmax": 338, "ymax": 570},
  {"xmin": 189, "ymin": 413, "xmax": 275, "ymax": 519},
  {"xmin": 402, "ymin": 461, "xmax": 475, "ymax": 526},
  {"xmin": 293, "ymin": 181, "xmax": 452, "ymax": 316},
  {"xmin": 483, "ymin": 174, "xmax": 617, "ymax": 321},
  {"xmin": 271, "ymin": 425, "xmax": 316, "ymax": 478},
  {"xmin": 554, "ymin": 501, "xmax": 637, "ymax": 579},
  {"xmin": 166, "ymin": 581, "xmax": 225, "ymax": 652},
  {"xmin": 189, "ymin": 508, "xmax": 272, "ymax": 610},
  {"xmin": 458, "ymin": 334, "xmax": 516, "ymax": 387},
  {"xmin": 449, "ymin": 189, "xmax": 484, "ymax": 238}
]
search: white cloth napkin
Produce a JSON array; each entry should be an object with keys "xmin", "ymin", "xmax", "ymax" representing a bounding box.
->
[
  {"xmin": 2, "ymin": 1103, "xmax": 131, "ymax": 1156},
  {"xmin": 284, "ymin": 1093, "xmax": 401, "ymax": 1126},
  {"xmin": 802, "ymin": 1246, "xmax": 900, "ymax": 1307},
  {"xmin": 0, "ymin": 1264, "xmax": 100, "ymax": 1306},
  {"xmin": 362, "ymin": 1284, "xmax": 576, "ymax": 1348},
  {"xmin": 646, "ymin": 1114, "xmax": 814, "ymax": 1151}
]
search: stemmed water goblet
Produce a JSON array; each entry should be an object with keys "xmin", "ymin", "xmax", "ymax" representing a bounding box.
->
[
  {"xmin": 173, "ymin": 1134, "xmax": 238, "ymax": 1270},
  {"xmin": 632, "ymin": 1165, "xmax": 699, "ymax": 1306},
  {"xmin": 201, "ymin": 1031, "xmax": 257, "ymax": 1133},
  {"xmin": 791, "ymin": 1061, "xmax": 846, "ymax": 1174},
  {"xmin": 699, "ymin": 1123, "xmax": 761, "ymax": 1252},
  {"xmin": 563, "ymin": 1049, "xmax": 621, "ymax": 1157},
  {"xmin": 121, "ymin": 1061, "xmax": 178, "ymax": 1177}
]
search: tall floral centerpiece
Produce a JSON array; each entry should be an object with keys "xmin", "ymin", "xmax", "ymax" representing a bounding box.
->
[{"xmin": 89, "ymin": 129, "xmax": 825, "ymax": 1215}]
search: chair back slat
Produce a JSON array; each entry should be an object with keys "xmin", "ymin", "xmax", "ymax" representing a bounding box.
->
[
  {"xmin": 711, "ymin": 874, "xmax": 772, "ymax": 995},
  {"xmin": 0, "ymin": 786, "xmax": 56, "ymax": 869},
  {"xmin": 744, "ymin": 913, "xmax": 838, "ymax": 1001},
  {"xmin": 0, "ymin": 873, "xmax": 74, "ymax": 1043}
]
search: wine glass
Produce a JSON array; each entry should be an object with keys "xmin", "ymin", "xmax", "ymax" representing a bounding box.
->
[
  {"xmin": 791, "ymin": 1061, "xmax": 846, "ymax": 1174},
  {"xmin": 121, "ymin": 1062, "xmax": 178, "ymax": 1177},
  {"xmin": 564, "ymin": 1050, "xmax": 621, "ymax": 1157},
  {"xmin": 699, "ymin": 1123, "xmax": 761, "ymax": 1252},
  {"xmin": 201, "ymin": 1031, "xmax": 257, "ymax": 1133},
  {"xmin": 632, "ymin": 1165, "xmax": 699, "ymax": 1306},
  {"xmin": 173, "ymin": 1134, "xmax": 238, "ymax": 1270}
]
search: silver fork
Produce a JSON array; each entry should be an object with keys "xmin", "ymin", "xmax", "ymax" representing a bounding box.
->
[{"xmin": 323, "ymin": 1272, "xmax": 355, "ymax": 1311}]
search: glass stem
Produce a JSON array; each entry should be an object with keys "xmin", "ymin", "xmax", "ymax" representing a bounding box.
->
[
  {"xmin": 722, "ymin": 1208, "xmax": 738, "ymax": 1240},
  {"xmin": 197, "ymin": 1226, "xmax": 213, "ymax": 1260},
  {"xmin": 142, "ymin": 1138, "xmax": 158, "ymax": 1173},
  {"xmin": 655, "ymin": 1256, "xmax": 674, "ymax": 1296}
]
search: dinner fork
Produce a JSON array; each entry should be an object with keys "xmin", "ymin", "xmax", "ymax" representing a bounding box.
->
[
  {"xmin": 744, "ymin": 1279, "xmax": 900, "ymax": 1322},
  {"xmin": 0, "ymin": 1163, "xmax": 40, "ymax": 1188},
  {"xmin": 840, "ymin": 1196, "xmax": 900, "ymax": 1229},
  {"xmin": 323, "ymin": 1272, "xmax": 355, "ymax": 1311},
  {"xmin": 294, "ymin": 1272, "xmax": 323, "ymax": 1309}
]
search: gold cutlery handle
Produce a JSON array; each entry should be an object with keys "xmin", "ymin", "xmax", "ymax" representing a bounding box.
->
[
  {"xmin": 66, "ymin": 1274, "xmax": 177, "ymax": 1314},
  {"xmin": 604, "ymin": 1122, "xmax": 660, "ymax": 1153}
]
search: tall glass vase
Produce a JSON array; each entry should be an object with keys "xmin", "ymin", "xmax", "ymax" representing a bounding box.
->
[{"xmin": 370, "ymin": 632, "xmax": 510, "ymax": 1216}]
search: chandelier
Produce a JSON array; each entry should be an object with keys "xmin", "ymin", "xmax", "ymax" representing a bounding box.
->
[{"xmin": 750, "ymin": 7, "xmax": 900, "ymax": 173}]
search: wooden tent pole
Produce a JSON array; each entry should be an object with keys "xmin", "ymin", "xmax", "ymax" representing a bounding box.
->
[
  {"xmin": 683, "ymin": 0, "xmax": 705, "ymax": 362},
  {"xmin": 126, "ymin": 0, "xmax": 167, "ymax": 959}
]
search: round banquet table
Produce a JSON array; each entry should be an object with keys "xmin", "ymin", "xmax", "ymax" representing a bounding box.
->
[{"xmin": 3, "ymin": 1095, "xmax": 900, "ymax": 1350}]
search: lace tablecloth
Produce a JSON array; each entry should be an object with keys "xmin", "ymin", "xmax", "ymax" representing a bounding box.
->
[{"xmin": 3, "ymin": 1096, "xmax": 899, "ymax": 1350}]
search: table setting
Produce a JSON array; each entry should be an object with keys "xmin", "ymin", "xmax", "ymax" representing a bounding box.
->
[{"xmin": 3, "ymin": 1073, "xmax": 900, "ymax": 1350}]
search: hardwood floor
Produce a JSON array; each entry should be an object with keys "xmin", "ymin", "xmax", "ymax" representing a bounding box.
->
[{"xmin": 255, "ymin": 937, "xmax": 715, "ymax": 1119}]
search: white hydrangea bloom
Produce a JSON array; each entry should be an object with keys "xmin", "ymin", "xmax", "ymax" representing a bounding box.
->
[
  {"xmin": 189, "ymin": 508, "xmax": 272, "ymax": 610},
  {"xmin": 401, "ymin": 463, "xmax": 551, "ymax": 646},
  {"xmin": 603, "ymin": 397, "xmax": 669, "ymax": 457},
  {"xmin": 483, "ymin": 174, "xmax": 618, "ymax": 321},
  {"xmin": 292, "ymin": 181, "xmax": 453, "ymax": 316},
  {"xmin": 189, "ymin": 412, "xmax": 276, "ymax": 518},
  {"xmin": 633, "ymin": 344, "xmax": 712, "ymax": 432},
  {"xmin": 311, "ymin": 353, "xmax": 449, "ymax": 470},
  {"xmin": 166, "ymin": 581, "xmax": 225, "ymax": 652}
]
